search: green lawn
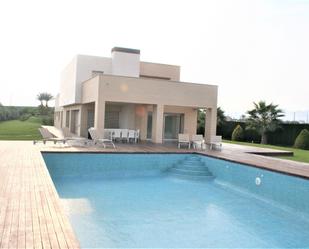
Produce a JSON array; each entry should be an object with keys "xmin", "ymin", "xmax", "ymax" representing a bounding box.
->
[
  {"xmin": 0, "ymin": 118, "xmax": 42, "ymax": 140},
  {"xmin": 223, "ymin": 139, "xmax": 309, "ymax": 164}
]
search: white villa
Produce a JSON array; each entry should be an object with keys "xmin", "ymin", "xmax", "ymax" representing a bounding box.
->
[{"xmin": 54, "ymin": 47, "xmax": 218, "ymax": 144}]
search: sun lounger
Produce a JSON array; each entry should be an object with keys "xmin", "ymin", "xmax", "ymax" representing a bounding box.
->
[
  {"xmin": 88, "ymin": 128, "xmax": 116, "ymax": 148},
  {"xmin": 34, "ymin": 127, "xmax": 89, "ymax": 145},
  {"xmin": 35, "ymin": 128, "xmax": 67, "ymax": 144}
]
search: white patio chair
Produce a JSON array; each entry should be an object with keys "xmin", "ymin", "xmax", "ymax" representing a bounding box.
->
[
  {"xmin": 88, "ymin": 128, "xmax": 115, "ymax": 148},
  {"xmin": 135, "ymin": 129, "xmax": 140, "ymax": 143},
  {"xmin": 112, "ymin": 129, "xmax": 122, "ymax": 142},
  {"xmin": 121, "ymin": 129, "xmax": 129, "ymax": 143},
  {"xmin": 128, "ymin": 130, "xmax": 136, "ymax": 143},
  {"xmin": 104, "ymin": 130, "xmax": 113, "ymax": 140},
  {"xmin": 178, "ymin": 133, "xmax": 191, "ymax": 149},
  {"xmin": 191, "ymin": 134, "xmax": 205, "ymax": 149},
  {"xmin": 210, "ymin": 135, "xmax": 222, "ymax": 150}
]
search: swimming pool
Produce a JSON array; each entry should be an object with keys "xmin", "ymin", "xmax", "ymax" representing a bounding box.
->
[{"xmin": 43, "ymin": 153, "xmax": 309, "ymax": 248}]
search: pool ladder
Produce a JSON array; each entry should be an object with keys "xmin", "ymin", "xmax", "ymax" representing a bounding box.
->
[{"xmin": 168, "ymin": 155, "xmax": 215, "ymax": 181}]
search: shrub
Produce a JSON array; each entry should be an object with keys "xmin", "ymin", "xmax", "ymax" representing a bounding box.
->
[
  {"xmin": 19, "ymin": 113, "xmax": 32, "ymax": 121},
  {"xmin": 42, "ymin": 115, "xmax": 54, "ymax": 125},
  {"xmin": 294, "ymin": 129, "xmax": 309, "ymax": 150},
  {"xmin": 27, "ymin": 116, "xmax": 42, "ymax": 123},
  {"xmin": 232, "ymin": 125, "xmax": 244, "ymax": 141}
]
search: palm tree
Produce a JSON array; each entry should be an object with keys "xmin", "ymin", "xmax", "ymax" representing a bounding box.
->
[
  {"xmin": 246, "ymin": 101, "xmax": 284, "ymax": 144},
  {"xmin": 37, "ymin": 93, "xmax": 45, "ymax": 106},
  {"xmin": 37, "ymin": 92, "xmax": 53, "ymax": 107},
  {"xmin": 42, "ymin": 93, "xmax": 53, "ymax": 107}
]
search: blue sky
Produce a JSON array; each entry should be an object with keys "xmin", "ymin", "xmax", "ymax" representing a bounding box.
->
[{"xmin": 0, "ymin": 0, "xmax": 308, "ymax": 121}]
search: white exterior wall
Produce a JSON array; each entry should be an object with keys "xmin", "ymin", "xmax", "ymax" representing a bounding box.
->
[
  {"xmin": 59, "ymin": 55, "xmax": 112, "ymax": 106},
  {"xmin": 111, "ymin": 51, "xmax": 140, "ymax": 77},
  {"xmin": 75, "ymin": 55, "xmax": 112, "ymax": 103},
  {"xmin": 119, "ymin": 104, "xmax": 135, "ymax": 129},
  {"xmin": 96, "ymin": 75, "xmax": 217, "ymax": 108},
  {"xmin": 140, "ymin": 62, "xmax": 180, "ymax": 81},
  {"xmin": 59, "ymin": 57, "xmax": 77, "ymax": 106},
  {"xmin": 59, "ymin": 49, "xmax": 180, "ymax": 107},
  {"xmin": 54, "ymin": 94, "xmax": 60, "ymax": 111}
]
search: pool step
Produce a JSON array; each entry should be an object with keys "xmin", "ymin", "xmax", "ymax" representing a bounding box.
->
[
  {"xmin": 169, "ymin": 168, "xmax": 213, "ymax": 176},
  {"xmin": 168, "ymin": 156, "xmax": 214, "ymax": 181},
  {"xmin": 171, "ymin": 173, "xmax": 215, "ymax": 181},
  {"xmin": 175, "ymin": 164, "xmax": 209, "ymax": 171}
]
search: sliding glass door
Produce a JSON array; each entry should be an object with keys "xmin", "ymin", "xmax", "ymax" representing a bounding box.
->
[
  {"xmin": 146, "ymin": 112, "xmax": 184, "ymax": 140},
  {"xmin": 163, "ymin": 113, "xmax": 184, "ymax": 140},
  {"xmin": 147, "ymin": 112, "xmax": 153, "ymax": 139}
]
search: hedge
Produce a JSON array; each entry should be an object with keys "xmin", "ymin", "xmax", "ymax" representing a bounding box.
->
[
  {"xmin": 217, "ymin": 121, "xmax": 309, "ymax": 146},
  {"xmin": 217, "ymin": 121, "xmax": 260, "ymax": 143}
]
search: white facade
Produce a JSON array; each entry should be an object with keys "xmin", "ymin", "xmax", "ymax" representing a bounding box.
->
[
  {"xmin": 55, "ymin": 47, "xmax": 218, "ymax": 143},
  {"xmin": 59, "ymin": 55, "xmax": 112, "ymax": 106},
  {"xmin": 58, "ymin": 47, "xmax": 181, "ymax": 107}
]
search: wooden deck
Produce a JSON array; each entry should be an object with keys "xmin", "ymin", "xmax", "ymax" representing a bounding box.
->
[
  {"xmin": 0, "ymin": 140, "xmax": 309, "ymax": 249},
  {"xmin": 0, "ymin": 142, "xmax": 79, "ymax": 249}
]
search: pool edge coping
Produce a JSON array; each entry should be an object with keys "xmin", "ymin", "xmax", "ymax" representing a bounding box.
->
[{"xmin": 41, "ymin": 150, "xmax": 309, "ymax": 180}]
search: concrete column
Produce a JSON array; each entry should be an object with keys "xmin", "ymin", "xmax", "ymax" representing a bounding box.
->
[
  {"xmin": 152, "ymin": 104, "xmax": 164, "ymax": 143},
  {"xmin": 60, "ymin": 111, "xmax": 63, "ymax": 128},
  {"xmin": 137, "ymin": 105, "xmax": 148, "ymax": 141},
  {"xmin": 69, "ymin": 110, "xmax": 73, "ymax": 133},
  {"xmin": 184, "ymin": 108, "xmax": 198, "ymax": 135},
  {"xmin": 79, "ymin": 105, "xmax": 88, "ymax": 137},
  {"xmin": 140, "ymin": 114, "xmax": 148, "ymax": 141},
  {"xmin": 94, "ymin": 97, "xmax": 105, "ymax": 135},
  {"xmin": 62, "ymin": 108, "xmax": 70, "ymax": 135},
  {"xmin": 205, "ymin": 107, "xmax": 217, "ymax": 143}
]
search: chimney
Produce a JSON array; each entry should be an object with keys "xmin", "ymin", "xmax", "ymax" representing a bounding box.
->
[{"xmin": 111, "ymin": 47, "xmax": 140, "ymax": 77}]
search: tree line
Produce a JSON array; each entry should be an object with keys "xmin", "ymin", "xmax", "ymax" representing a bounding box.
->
[
  {"xmin": 0, "ymin": 92, "xmax": 54, "ymax": 123},
  {"xmin": 0, "ymin": 104, "xmax": 37, "ymax": 121}
]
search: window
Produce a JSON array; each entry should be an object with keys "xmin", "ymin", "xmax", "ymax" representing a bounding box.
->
[
  {"xmin": 70, "ymin": 110, "xmax": 79, "ymax": 134},
  {"xmin": 147, "ymin": 112, "xmax": 152, "ymax": 139},
  {"xmin": 92, "ymin": 70, "xmax": 104, "ymax": 77},
  {"xmin": 66, "ymin": 110, "xmax": 70, "ymax": 128},
  {"xmin": 60, "ymin": 111, "xmax": 63, "ymax": 127},
  {"xmin": 105, "ymin": 111, "xmax": 119, "ymax": 128},
  {"xmin": 163, "ymin": 113, "xmax": 184, "ymax": 139},
  {"xmin": 87, "ymin": 110, "xmax": 94, "ymax": 129}
]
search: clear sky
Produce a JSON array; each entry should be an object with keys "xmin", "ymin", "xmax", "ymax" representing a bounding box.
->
[{"xmin": 0, "ymin": 0, "xmax": 308, "ymax": 120}]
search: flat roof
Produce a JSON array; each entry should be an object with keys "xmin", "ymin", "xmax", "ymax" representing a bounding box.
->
[{"xmin": 111, "ymin": 47, "xmax": 140, "ymax": 54}]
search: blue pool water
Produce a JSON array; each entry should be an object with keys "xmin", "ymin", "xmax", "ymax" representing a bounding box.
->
[{"xmin": 43, "ymin": 153, "xmax": 309, "ymax": 248}]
